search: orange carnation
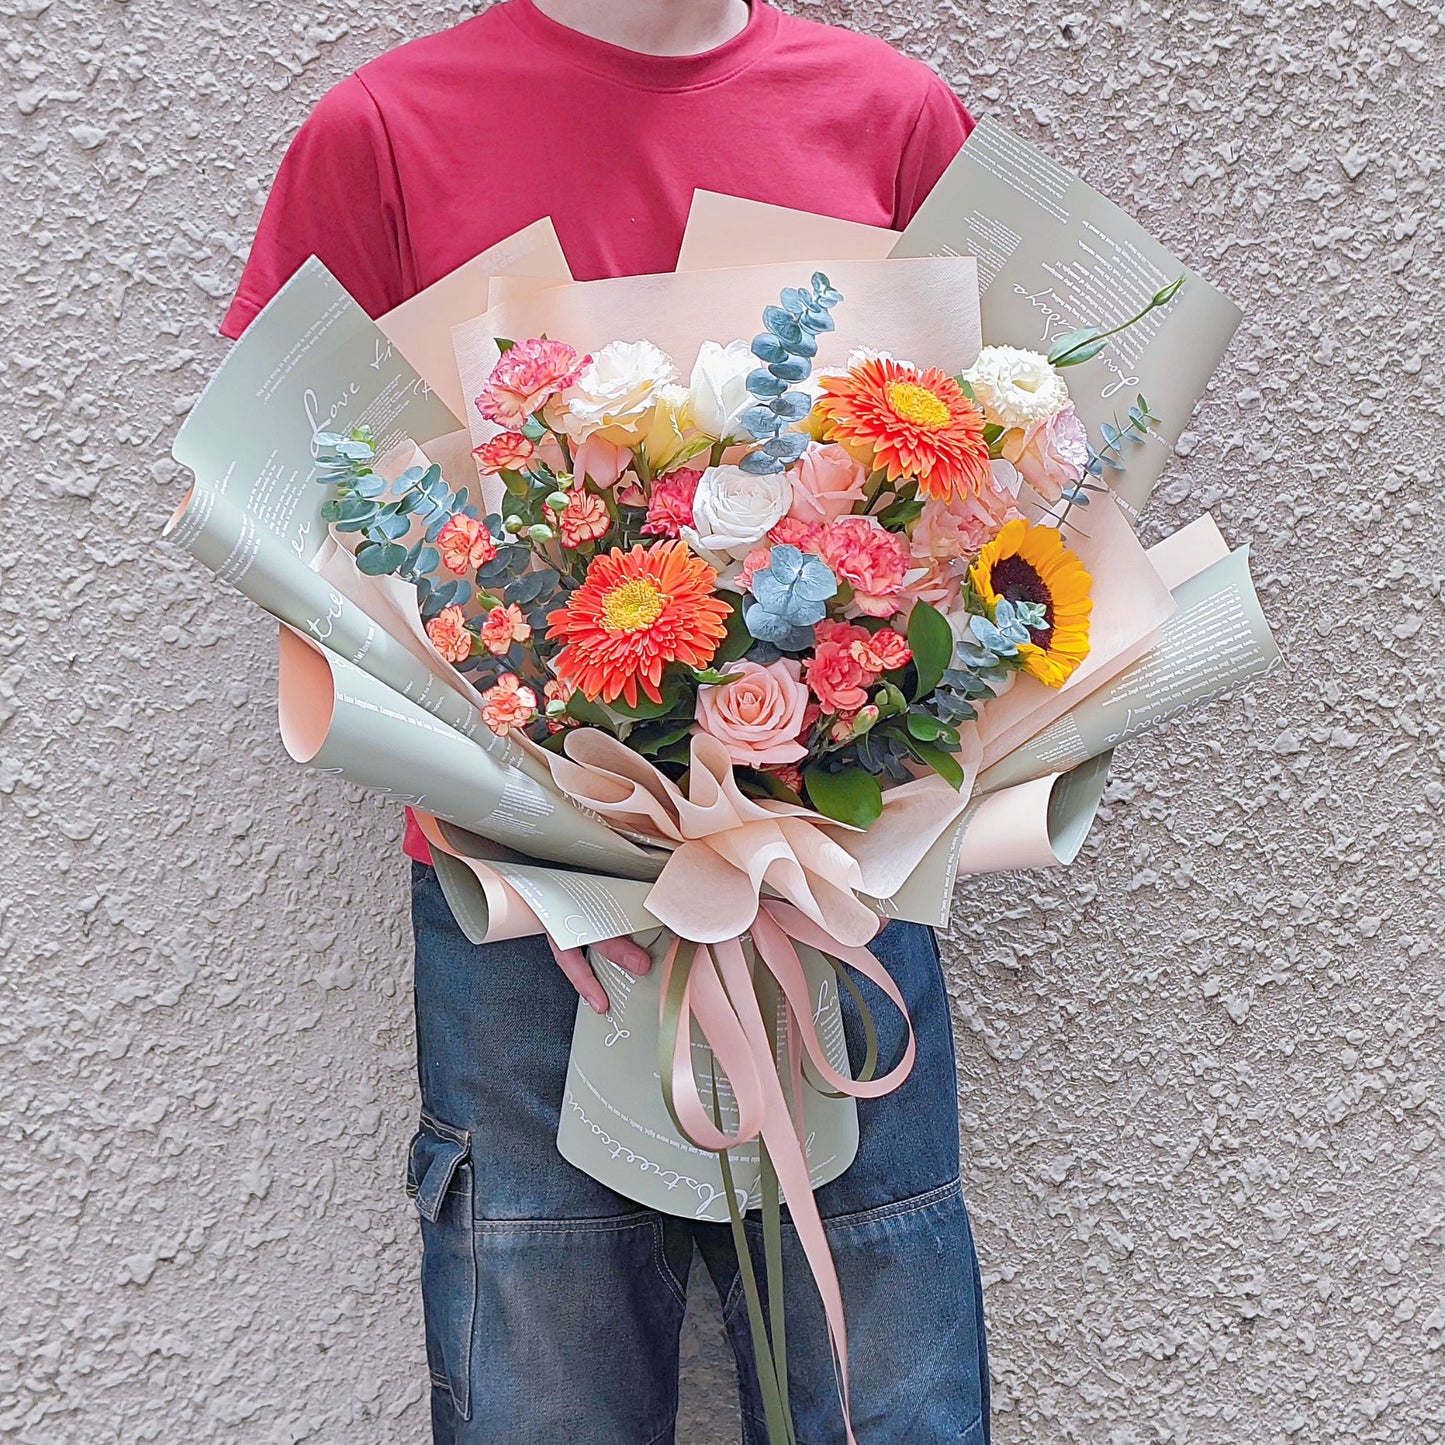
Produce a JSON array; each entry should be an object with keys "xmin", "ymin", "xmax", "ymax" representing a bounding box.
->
[
  {"xmin": 479, "ymin": 674, "xmax": 538, "ymax": 735},
  {"xmin": 545, "ymin": 541, "xmax": 731, "ymax": 707},
  {"xmin": 436, "ymin": 514, "xmax": 497, "ymax": 574},
  {"xmin": 425, "ymin": 604, "xmax": 474, "ymax": 664},
  {"xmin": 814, "ymin": 356, "xmax": 989, "ymax": 503},
  {"xmin": 479, "ymin": 602, "xmax": 532, "ymax": 655}
]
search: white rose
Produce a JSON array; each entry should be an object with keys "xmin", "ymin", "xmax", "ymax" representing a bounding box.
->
[
  {"xmin": 683, "ymin": 464, "xmax": 792, "ymax": 556},
  {"xmin": 688, "ymin": 339, "xmax": 756, "ymax": 442},
  {"xmin": 557, "ymin": 340, "xmax": 678, "ymax": 444}
]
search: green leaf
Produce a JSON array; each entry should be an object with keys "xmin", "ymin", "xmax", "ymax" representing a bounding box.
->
[
  {"xmin": 690, "ymin": 667, "xmax": 737, "ymax": 686},
  {"xmin": 564, "ymin": 692, "xmax": 614, "ymax": 729},
  {"xmin": 875, "ymin": 496, "xmax": 925, "ymax": 530},
  {"xmin": 355, "ymin": 541, "xmax": 407, "ymax": 575},
  {"xmin": 906, "ymin": 739, "xmax": 965, "ymax": 789},
  {"xmin": 1047, "ymin": 326, "xmax": 1105, "ymax": 366},
  {"xmin": 715, "ymin": 602, "xmax": 754, "ymax": 664},
  {"xmin": 906, "ymin": 600, "xmax": 953, "ymax": 701},
  {"xmin": 905, "ymin": 711, "xmax": 943, "ymax": 742},
  {"xmin": 802, "ymin": 766, "xmax": 883, "ymax": 828},
  {"xmin": 630, "ymin": 718, "xmax": 696, "ymax": 755}
]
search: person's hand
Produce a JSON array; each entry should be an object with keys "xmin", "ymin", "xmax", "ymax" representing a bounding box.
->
[{"xmin": 547, "ymin": 934, "xmax": 652, "ymax": 1013}]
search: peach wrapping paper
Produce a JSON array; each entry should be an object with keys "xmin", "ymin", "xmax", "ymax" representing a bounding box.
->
[{"xmin": 548, "ymin": 730, "xmax": 979, "ymax": 947}]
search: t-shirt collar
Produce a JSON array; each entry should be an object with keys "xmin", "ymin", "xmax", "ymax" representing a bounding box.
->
[{"xmin": 502, "ymin": 0, "xmax": 778, "ymax": 92}]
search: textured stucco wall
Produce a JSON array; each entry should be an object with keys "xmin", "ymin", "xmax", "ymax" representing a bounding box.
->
[{"xmin": 2, "ymin": 0, "xmax": 1441, "ymax": 1441}]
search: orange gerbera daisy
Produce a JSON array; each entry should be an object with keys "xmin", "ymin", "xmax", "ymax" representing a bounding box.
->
[
  {"xmin": 815, "ymin": 356, "xmax": 989, "ymax": 503},
  {"xmin": 545, "ymin": 541, "xmax": 731, "ymax": 707}
]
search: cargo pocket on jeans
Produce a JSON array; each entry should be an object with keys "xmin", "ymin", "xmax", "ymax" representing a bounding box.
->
[{"xmin": 406, "ymin": 1113, "xmax": 476, "ymax": 1421}]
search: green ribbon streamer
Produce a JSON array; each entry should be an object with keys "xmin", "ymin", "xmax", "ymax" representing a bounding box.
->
[{"xmin": 712, "ymin": 1061, "xmax": 796, "ymax": 1445}]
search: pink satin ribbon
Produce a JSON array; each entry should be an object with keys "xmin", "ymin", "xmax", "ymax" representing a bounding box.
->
[{"xmin": 661, "ymin": 900, "xmax": 917, "ymax": 1445}]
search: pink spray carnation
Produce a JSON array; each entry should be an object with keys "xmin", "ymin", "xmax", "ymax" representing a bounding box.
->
[
  {"xmin": 479, "ymin": 603, "xmax": 532, "ymax": 655},
  {"xmin": 475, "ymin": 338, "xmax": 588, "ymax": 427},
  {"xmin": 548, "ymin": 490, "xmax": 612, "ymax": 548},
  {"xmin": 436, "ymin": 514, "xmax": 497, "ymax": 574},
  {"xmin": 425, "ymin": 605, "xmax": 474, "ymax": 664},
  {"xmin": 472, "ymin": 431, "xmax": 535, "ymax": 475},
  {"xmin": 816, "ymin": 515, "xmax": 912, "ymax": 618},
  {"xmin": 641, "ymin": 467, "xmax": 702, "ymax": 538}
]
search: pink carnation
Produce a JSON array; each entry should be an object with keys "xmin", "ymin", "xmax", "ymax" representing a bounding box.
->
[
  {"xmin": 479, "ymin": 674, "xmax": 538, "ymax": 735},
  {"xmin": 768, "ymin": 517, "xmax": 824, "ymax": 552},
  {"xmin": 804, "ymin": 638, "xmax": 873, "ymax": 715},
  {"xmin": 736, "ymin": 544, "xmax": 774, "ymax": 592},
  {"xmin": 910, "ymin": 467, "xmax": 1021, "ymax": 563},
  {"xmin": 815, "ymin": 516, "xmax": 912, "ymax": 618},
  {"xmin": 851, "ymin": 629, "xmax": 912, "ymax": 674},
  {"xmin": 641, "ymin": 467, "xmax": 702, "ymax": 538},
  {"xmin": 475, "ymin": 339, "xmax": 587, "ymax": 426}
]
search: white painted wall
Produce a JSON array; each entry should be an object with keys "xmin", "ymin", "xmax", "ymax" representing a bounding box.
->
[{"xmin": 2, "ymin": 1, "xmax": 1440, "ymax": 1440}]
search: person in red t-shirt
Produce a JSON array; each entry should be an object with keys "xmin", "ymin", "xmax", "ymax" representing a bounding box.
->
[{"xmin": 225, "ymin": 4, "xmax": 989, "ymax": 1441}]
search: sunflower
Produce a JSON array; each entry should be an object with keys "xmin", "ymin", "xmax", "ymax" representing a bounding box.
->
[
  {"xmin": 969, "ymin": 519, "xmax": 1092, "ymax": 687},
  {"xmin": 814, "ymin": 356, "xmax": 990, "ymax": 503},
  {"xmin": 546, "ymin": 541, "xmax": 731, "ymax": 707}
]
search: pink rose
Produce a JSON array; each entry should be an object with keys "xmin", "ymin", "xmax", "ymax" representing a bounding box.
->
[
  {"xmin": 788, "ymin": 443, "xmax": 869, "ymax": 525},
  {"xmin": 695, "ymin": 658, "xmax": 811, "ymax": 767},
  {"xmin": 815, "ymin": 515, "xmax": 912, "ymax": 618},
  {"xmin": 1006, "ymin": 403, "xmax": 1089, "ymax": 503},
  {"xmin": 475, "ymin": 338, "xmax": 588, "ymax": 426},
  {"xmin": 572, "ymin": 435, "xmax": 632, "ymax": 489}
]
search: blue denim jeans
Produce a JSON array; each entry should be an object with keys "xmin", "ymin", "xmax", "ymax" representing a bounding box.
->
[{"xmin": 408, "ymin": 861, "xmax": 989, "ymax": 1444}]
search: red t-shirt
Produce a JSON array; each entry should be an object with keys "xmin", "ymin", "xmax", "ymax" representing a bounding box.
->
[{"xmin": 220, "ymin": 0, "xmax": 973, "ymax": 862}]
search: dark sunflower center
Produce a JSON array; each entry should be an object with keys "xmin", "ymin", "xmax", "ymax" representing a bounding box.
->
[{"xmin": 990, "ymin": 555, "xmax": 1054, "ymax": 647}]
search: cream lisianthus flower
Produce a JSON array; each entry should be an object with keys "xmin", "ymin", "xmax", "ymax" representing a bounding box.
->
[
  {"xmin": 635, "ymin": 383, "xmax": 700, "ymax": 475},
  {"xmin": 963, "ymin": 345, "xmax": 1070, "ymax": 429},
  {"xmin": 556, "ymin": 339, "xmax": 678, "ymax": 445},
  {"xmin": 688, "ymin": 339, "xmax": 756, "ymax": 442}
]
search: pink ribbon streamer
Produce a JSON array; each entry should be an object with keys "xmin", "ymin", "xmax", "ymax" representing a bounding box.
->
[{"xmin": 662, "ymin": 900, "xmax": 917, "ymax": 1445}]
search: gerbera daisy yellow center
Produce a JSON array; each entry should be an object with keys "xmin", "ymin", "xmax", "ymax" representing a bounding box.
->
[
  {"xmin": 600, "ymin": 577, "xmax": 667, "ymax": 633},
  {"xmin": 886, "ymin": 381, "xmax": 952, "ymax": 430}
]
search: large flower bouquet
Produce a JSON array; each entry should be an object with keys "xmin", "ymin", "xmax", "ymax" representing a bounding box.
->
[
  {"xmin": 318, "ymin": 271, "xmax": 1170, "ymax": 832},
  {"xmin": 169, "ymin": 129, "xmax": 1272, "ymax": 1445}
]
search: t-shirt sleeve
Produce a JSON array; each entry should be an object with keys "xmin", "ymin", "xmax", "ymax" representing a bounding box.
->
[
  {"xmin": 893, "ymin": 75, "xmax": 976, "ymax": 228},
  {"xmin": 220, "ymin": 74, "xmax": 407, "ymax": 340}
]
